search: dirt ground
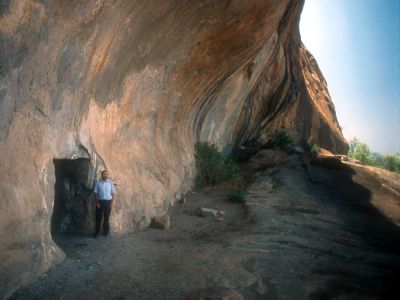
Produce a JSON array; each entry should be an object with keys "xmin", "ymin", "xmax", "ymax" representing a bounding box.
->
[{"xmin": 10, "ymin": 155, "xmax": 400, "ymax": 300}]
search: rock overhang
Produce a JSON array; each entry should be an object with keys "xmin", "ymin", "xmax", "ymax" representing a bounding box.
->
[{"xmin": 0, "ymin": 0, "xmax": 348, "ymax": 298}]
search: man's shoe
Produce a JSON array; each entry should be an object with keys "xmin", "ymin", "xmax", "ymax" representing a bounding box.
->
[{"xmin": 92, "ymin": 233, "xmax": 99, "ymax": 239}]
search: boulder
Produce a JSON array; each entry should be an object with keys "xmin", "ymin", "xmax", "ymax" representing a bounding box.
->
[
  {"xmin": 200, "ymin": 208, "xmax": 225, "ymax": 219},
  {"xmin": 318, "ymin": 147, "xmax": 334, "ymax": 157},
  {"xmin": 247, "ymin": 149, "xmax": 286, "ymax": 171},
  {"xmin": 259, "ymin": 179, "xmax": 275, "ymax": 193},
  {"xmin": 137, "ymin": 216, "xmax": 151, "ymax": 229},
  {"xmin": 294, "ymin": 146, "xmax": 305, "ymax": 154},
  {"xmin": 254, "ymin": 279, "xmax": 267, "ymax": 295},
  {"xmin": 200, "ymin": 208, "xmax": 218, "ymax": 218}
]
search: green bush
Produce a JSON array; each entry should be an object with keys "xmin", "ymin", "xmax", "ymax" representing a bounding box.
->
[
  {"xmin": 308, "ymin": 143, "xmax": 320, "ymax": 158},
  {"xmin": 348, "ymin": 137, "xmax": 400, "ymax": 173},
  {"xmin": 267, "ymin": 129, "xmax": 294, "ymax": 152},
  {"xmin": 348, "ymin": 137, "xmax": 371, "ymax": 164},
  {"xmin": 228, "ymin": 190, "xmax": 246, "ymax": 203},
  {"xmin": 194, "ymin": 142, "xmax": 242, "ymax": 186},
  {"xmin": 380, "ymin": 154, "xmax": 400, "ymax": 172},
  {"xmin": 368, "ymin": 152, "xmax": 382, "ymax": 167}
]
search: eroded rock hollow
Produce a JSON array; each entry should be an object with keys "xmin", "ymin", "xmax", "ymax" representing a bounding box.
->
[{"xmin": 0, "ymin": 0, "xmax": 347, "ymax": 297}]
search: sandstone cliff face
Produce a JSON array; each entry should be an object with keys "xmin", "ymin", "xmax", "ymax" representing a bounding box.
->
[{"xmin": 0, "ymin": 0, "xmax": 347, "ymax": 297}]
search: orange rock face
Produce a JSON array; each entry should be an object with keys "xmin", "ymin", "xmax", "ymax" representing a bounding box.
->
[{"xmin": 0, "ymin": 0, "xmax": 347, "ymax": 297}]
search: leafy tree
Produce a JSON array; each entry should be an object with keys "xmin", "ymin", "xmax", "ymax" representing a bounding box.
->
[
  {"xmin": 348, "ymin": 137, "xmax": 400, "ymax": 174},
  {"xmin": 381, "ymin": 154, "xmax": 400, "ymax": 172},
  {"xmin": 348, "ymin": 137, "xmax": 371, "ymax": 164}
]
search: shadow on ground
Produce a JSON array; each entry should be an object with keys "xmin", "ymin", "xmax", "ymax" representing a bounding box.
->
[{"xmin": 236, "ymin": 155, "xmax": 400, "ymax": 299}]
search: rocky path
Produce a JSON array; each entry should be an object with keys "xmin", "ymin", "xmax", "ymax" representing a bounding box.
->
[
  {"xmin": 11, "ymin": 156, "xmax": 400, "ymax": 300},
  {"xmin": 234, "ymin": 156, "xmax": 400, "ymax": 299},
  {"xmin": 11, "ymin": 188, "xmax": 257, "ymax": 300}
]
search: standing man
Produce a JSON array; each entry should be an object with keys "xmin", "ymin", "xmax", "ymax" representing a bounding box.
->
[{"xmin": 93, "ymin": 170, "xmax": 115, "ymax": 238}]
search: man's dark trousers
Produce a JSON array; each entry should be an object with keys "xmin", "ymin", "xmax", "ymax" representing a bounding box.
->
[{"xmin": 95, "ymin": 200, "xmax": 112, "ymax": 236}]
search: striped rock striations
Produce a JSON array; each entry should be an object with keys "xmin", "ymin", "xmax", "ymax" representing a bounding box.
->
[{"xmin": 0, "ymin": 0, "xmax": 347, "ymax": 297}]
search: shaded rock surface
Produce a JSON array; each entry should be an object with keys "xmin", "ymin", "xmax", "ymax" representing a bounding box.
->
[
  {"xmin": 310, "ymin": 152, "xmax": 400, "ymax": 226},
  {"xmin": 246, "ymin": 149, "xmax": 287, "ymax": 172},
  {"xmin": 235, "ymin": 157, "xmax": 400, "ymax": 299},
  {"xmin": 0, "ymin": 0, "xmax": 348, "ymax": 297},
  {"xmin": 184, "ymin": 287, "xmax": 244, "ymax": 300},
  {"xmin": 10, "ymin": 157, "xmax": 400, "ymax": 300},
  {"xmin": 150, "ymin": 214, "xmax": 170, "ymax": 230}
]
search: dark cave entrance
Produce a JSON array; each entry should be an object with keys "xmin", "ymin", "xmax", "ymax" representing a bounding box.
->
[{"xmin": 51, "ymin": 158, "xmax": 95, "ymax": 237}]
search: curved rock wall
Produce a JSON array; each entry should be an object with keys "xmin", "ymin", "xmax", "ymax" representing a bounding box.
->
[{"xmin": 0, "ymin": 0, "xmax": 347, "ymax": 297}]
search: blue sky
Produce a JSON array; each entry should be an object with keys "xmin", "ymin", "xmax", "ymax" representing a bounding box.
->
[{"xmin": 300, "ymin": 0, "xmax": 400, "ymax": 153}]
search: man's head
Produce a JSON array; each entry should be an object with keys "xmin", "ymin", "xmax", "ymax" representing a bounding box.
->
[{"xmin": 101, "ymin": 170, "xmax": 109, "ymax": 180}]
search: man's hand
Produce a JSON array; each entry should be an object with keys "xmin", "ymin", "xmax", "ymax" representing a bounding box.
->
[
  {"xmin": 94, "ymin": 192, "xmax": 100, "ymax": 208},
  {"xmin": 110, "ymin": 193, "xmax": 114, "ymax": 208}
]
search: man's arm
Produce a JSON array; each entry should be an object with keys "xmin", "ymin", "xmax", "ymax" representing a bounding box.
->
[
  {"xmin": 110, "ymin": 181, "xmax": 115, "ymax": 207},
  {"xmin": 93, "ymin": 182, "xmax": 100, "ymax": 208},
  {"xmin": 94, "ymin": 192, "xmax": 100, "ymax": 208}
]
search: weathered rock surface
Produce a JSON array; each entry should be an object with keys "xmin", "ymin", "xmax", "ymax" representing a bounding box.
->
[
  {"xmin": 184, "ymin": 288, "xmax": 244, "ymax": 300},
  {"xmin": 0, "ymin": 0, "xmax": 348, "ymax": 297},
  {"xmin": 310, "ymin": 152, "xmax": 400, "ymax": 226},
  {"xmin": 239, "ymin": 157, "xmax": 400, "ymax": 299},
  {"xmin": 150, "ymin": 214, "xmax": 170, "ymax": 230},
  {"xmin": 246, "ymin": 149, "xmax": 287, "ymax": 171}
]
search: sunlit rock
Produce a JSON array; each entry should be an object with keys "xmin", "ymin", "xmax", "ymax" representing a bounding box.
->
[{"xmin": 0, "ymin": 0, "xmax": 347, "ymax": 297}]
